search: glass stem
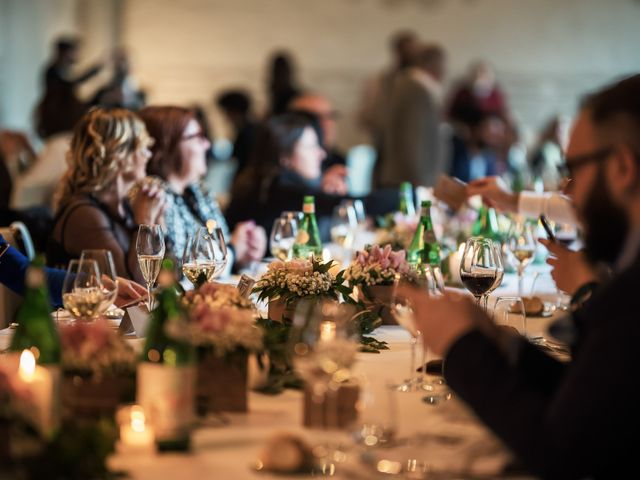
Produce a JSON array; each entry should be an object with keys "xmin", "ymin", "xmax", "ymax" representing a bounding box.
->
[
  {"xmin": 409, "ymin": 335, "xmax": 417, "ymax": 385},
  {"xmin": 474, "ymin": 295, "xmax": 482, "ymax": 306},
  {"xmin": 482, "ymin": 294, "xmax": 489, "ymax": 312},
  {"xmin": 417, "ymin": 330, "xmax": 425, "ymax": 386},
  {"xmin": 517, "ymin": 266, "xmax": 524, "ymax": 298},
  {"xmin": 146, "ymin": 283, "xmax": 152, "ymax": 311}
]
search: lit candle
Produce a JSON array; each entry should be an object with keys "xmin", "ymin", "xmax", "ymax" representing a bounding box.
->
[
  {"xmin": 319, "ymin": 321, "xmax": 336, "ymax": 342},
  {"xmin": 118, "ymin": 405, "xmax": 155, "ymax": 450},
  {"xmin": 17, "ymin": 349, "xmax": 58, "ymax": 436}
]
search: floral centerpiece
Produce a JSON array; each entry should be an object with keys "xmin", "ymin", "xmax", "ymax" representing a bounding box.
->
[
  {"xmin": 253, "ymin": 258, "xmax": 350, "ymax": 322},
  {"xmin": 345, "ymin": 245, "xmax": 409, "ymax": 325},
  {"xmin": 179, "ymin": 282, "xmax": 264, "ymax": 413},
  {"xmin": 59, "ymin": 321, "xmax": 137, "ymax": 416}
]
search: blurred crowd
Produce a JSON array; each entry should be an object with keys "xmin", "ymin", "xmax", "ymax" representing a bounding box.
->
[{"xmin": 0, "ymin": 32, "xmax": 568, "ymax": 284}]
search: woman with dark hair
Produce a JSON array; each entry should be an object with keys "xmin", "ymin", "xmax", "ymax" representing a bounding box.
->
[
  {"xmin": 137, "ymin": 106, "xmax": 266, "ymax": 271},
  {"xmin": 226, "ymin": 113, "xmax": 397, "ymax": 241}
]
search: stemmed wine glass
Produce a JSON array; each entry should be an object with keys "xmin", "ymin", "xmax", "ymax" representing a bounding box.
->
[
  {"xmin": 80, "ymin": 249, "xmax": 118, "ymax": 316},
  {"xmin": 506, "ymin": 219, "xmax": 537, "ymax": 297},
  {"xmin": 390, "ymin": 272, "xmax": 448, "ymax": 402},
  {"xmin": 482, "ymin": 242, "xmax": 504, "ymax": 310},
  {"xmin": 136, "ymin": 224, "xmax": 165, "ymax": 311},
  {"xmin": 269, "ymin": 213, "xmax": 299, "ymax": 261},
  {"xmin": 330, "ymin": 203, "xmax": 358, "ymax": 263},
  {"xmin": 182, "ymin": 226, "xmax": 228, "ymax": 287},
  {"xmin": 290, "ymin": 298, "xmax": 359, "ymax": 471},
  {"xmin": 62, "ymin": 258, "xmax": 106, "ymax": 322},
  {"xmin": 460, "ymin": 237, "xmax": 499, "ymax": 307}
]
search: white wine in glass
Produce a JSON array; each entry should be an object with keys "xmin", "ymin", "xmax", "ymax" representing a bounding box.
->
[
  {"xmin": 136, "ymin": 224, "xmax": 165, "ymax": 310},
  {"xmin": 182, "ymin": 226, "xmax": 227, "ymax": 287},
  {"xmin": 80, "ymin": 249, "xmax": 118, "ymax": 315},
  {"xmin": 506, "ymin": 219, "xmax": 537, "ymax": 297},
  {"xmin": 62, "ymin": 258, "xmax": 107, "ymax": 322}
]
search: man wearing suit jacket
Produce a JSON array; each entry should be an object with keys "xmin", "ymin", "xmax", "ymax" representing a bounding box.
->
[
  {"xmin": 380, "ymin": 44, "xmax": 448, "ymax": 188},
  {"xmin": 400, "ymin": 74, "xmax": 640, "ymax": 479}
]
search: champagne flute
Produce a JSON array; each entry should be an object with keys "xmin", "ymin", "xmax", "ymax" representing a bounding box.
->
[
  {"xmin": 460, "ymin": 237, "xmax": 499, "ymax": 307},
  {"xmin": 506, "ymin": 219, "xmax": 537, "ymax": 297},
  {"xmin": 269, "ymin": 214, "xmax": 299, "ymax": 261},
  {"xmin": 182, "ymin": 226, "xmax": 228, "ymax": 287},
  {"xmin": 136, "ymin": 224, "xmax": 165, "ymax": 311},
  {"xmin": 62, "ymin": 258, "xmax": 107, "ymax": 322},
  {"xmin": 80, "ymin": 249, "xmax": 118, "ymax": 316}
]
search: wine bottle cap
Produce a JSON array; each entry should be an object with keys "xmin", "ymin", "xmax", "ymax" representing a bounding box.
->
[
  {"xmin": 303, "ymin": 195, "xmax": 315, "ymax": 204},
  {"xmin": 421, "ymin": 200, "xmax": 431, "ymax": 208},
  {"xmin": 400, "ymin": 182, "xmax": 412, "ymax": 192}
]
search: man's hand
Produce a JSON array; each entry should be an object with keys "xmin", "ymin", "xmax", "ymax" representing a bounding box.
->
[
  {"xmin": 467, "ymin": 176, "xmax": 518, "ymax": 213},
  {"xmin": 395, "ymin": 287, "xmax": 490, "ymax": 356},
  {"xmin": 540, "ymin": 239, "xmax": 598, "ymax": 295}
]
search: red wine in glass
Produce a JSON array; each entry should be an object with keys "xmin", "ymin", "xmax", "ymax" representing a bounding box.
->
[{"xmin": 461, "ymin": 271, "xmax": 498, "ymax": 297}]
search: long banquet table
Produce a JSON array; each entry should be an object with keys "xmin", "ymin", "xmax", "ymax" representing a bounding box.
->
[{"xmin": 0, "ymin": 267, "xmax": 562, "ymax": 479}]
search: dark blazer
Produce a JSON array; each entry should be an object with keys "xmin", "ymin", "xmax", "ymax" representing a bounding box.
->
[
  {"xmin": 0, "ymin": 234, "xmax": 65, "ymax": 307},
  {"xmin": 443, "ymin": 254, "xmax": 640, "ymax": 479}
]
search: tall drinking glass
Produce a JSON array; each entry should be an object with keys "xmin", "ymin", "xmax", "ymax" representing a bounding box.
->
[
  {"xmin": 62, "ymin": 259, "xmax": 106, "ymax": 322},
  {"xmin": 136, "ymin": 224, "xmax": 165, "ymax": 310},
  {"xmin": 270, "ymin": 215, "xmax": 299, "ymax": 261},
  {"xmin": 80, "ymin": 249, "xmax": 118, "ymax": 315},
  {"xmin": 506, "ymin": 219, "xmax": 536, "ymax": 297},
  {"xmin": 182, "ymin": 226, "xmax": 228, "ymax": 287}
]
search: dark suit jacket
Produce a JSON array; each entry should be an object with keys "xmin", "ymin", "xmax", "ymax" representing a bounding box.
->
[{"xmin": 443, "ymin": 255, "xmax": 640, "ymax": 479}]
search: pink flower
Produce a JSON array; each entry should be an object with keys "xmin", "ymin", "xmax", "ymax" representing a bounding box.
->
[
  {"xmin": 191, "ymin": 304, "xmax": 232, "ymax": 333},
  {"xmin": 60, "ymin": 320, "xmax": 113, "ymax": 357}
]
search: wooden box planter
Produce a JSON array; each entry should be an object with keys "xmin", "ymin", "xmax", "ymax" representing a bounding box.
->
[
  {"xmin": 197, "ymin": 349, "xmax": 248, "ymax": 414},
  {"xmin": 358, "ymin": 284, "xmax": 395, "ymax": 325},
  {"xmin": 303, "ymin": 381, "xmax": 360, "ymax": 429},
  {"xmin": 62, "ymin": 371, "xmax": 135, "ymax": 418},
  {"xmin": 268, "ymin": 297, "xmax": 298, "ymax": 322}
]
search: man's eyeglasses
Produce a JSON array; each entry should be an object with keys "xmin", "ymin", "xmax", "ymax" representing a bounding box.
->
[{"xmin": 558, "ymin": 147, "xmax": 613, "ymax": 179}]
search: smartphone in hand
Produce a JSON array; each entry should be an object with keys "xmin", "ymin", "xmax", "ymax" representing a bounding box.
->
[{"xmin": 539, "ymin": 215, "xmax": 557, "ymax": 243}]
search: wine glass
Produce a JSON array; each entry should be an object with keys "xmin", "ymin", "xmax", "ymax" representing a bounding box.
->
[
  {"xmin": 62, "ymin": 258, "xmax": 106, "ymax": 322},
  {"xmin": 506, "ymin": 219, "xmax": 537, "ymax": 297},
  {"xmin": 182, "ymin": 226, "xmax": 228, "ymax": 287},
  {"xmin": 269, "ymin": 214, "xmax": 299, "ymax": 261},
  {"xmin": 554, "ymin": 222, "xmax": 578, "ymax": 248},
  {"xmin": 136, "ymin": 224, "xmax": 165, "ymax": 311},
  {"xmin": 482, "ymin": 242, "xmax": 504, "ymax": 310},
  {"xmin": 493, "ymin": 296, "xmax": 527, "ymax": 336},
  {"xmin": 330, "ymin": 203, "xmax": 358, "ymax": 263},
  {"xmin": 80, "ymin": 249, "xmax": 118, "ymax": 316},
  {"xmin": 460, "ymin": 237, "xmax": 499, "ymax": 307},
  {"xmin": 390, "ymin": 274, "xmax": 448, "ymax": 402},
  {"xmin": 290, "ymin": 298, "xmax": 359, "ymax": 471}
]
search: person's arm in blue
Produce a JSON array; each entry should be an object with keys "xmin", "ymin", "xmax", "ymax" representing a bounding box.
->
[{"xmin": 0, "ymin": 235, "xmax": 65, "ymax": 308}]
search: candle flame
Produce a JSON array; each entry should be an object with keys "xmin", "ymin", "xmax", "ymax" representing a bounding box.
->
[
  {"xmin": 206, "ymin": 219, "xmax": 217, "ymax": 234},
  {"xmin": 320, "ymin": 321, "xmax": 336, "ymax": 342},
  {"xmin": 19, "ymin": 349, "xmax": 36, "ymax": 381},
  {"xmin": 130, "ymin": 406, "xmax": 146, "ymax": 433}
]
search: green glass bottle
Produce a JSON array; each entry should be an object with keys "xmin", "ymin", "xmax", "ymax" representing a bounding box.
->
[
  {"xmin": 9, "ymin": 256, "xmax": 61, "ymax": 437},
  {"xmin": 471, "ymin": 206, "xmax": 501, "ymax": 243},
  {"xmin": 398, "ymin": 182, "xmax": 415, "ymax": 217},
  {"xmin": 407, "ymin": 201, "xmax": 442, "ymax": 269},
  {"xmin": 292, "ymin": 195, "xmax": 323, "ymax": 259},
  {"xmin": 137, "ymin": 259, "xmax": 196, "ymax": 452}
]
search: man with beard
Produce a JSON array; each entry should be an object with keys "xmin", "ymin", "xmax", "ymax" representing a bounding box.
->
[{"xmin": 399, "ymin": 74, "xmax": 640, "ymax": 479}]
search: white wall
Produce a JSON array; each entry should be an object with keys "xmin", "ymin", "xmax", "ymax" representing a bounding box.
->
[
  {"xmin": 122, "ymin": 0, "xmax": 640, "ymax": 148},
  {"xmin": 2, "ymin": 0, "xmax": 640, "ymax": 148}
]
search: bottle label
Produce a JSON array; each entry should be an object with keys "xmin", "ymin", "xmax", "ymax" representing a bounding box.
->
[
  {"xmin": 303, "ymin": 203, "xmax": 315, "ymax": 214},
  {"xmin": 295, "ymin": 230, "xmax": 310, "ymax": 245},
  {"xmin": 137, "ymin": 364, "xmax": 195, "ymax": 441}
]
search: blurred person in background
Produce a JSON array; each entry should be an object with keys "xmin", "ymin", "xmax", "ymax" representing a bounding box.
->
[
  {"xmin": 217, "ymin": 89, "xmax": 258, "ymax": 181},
  {"xmin": 529, "ymin": 115, "xmax": 570, "ymax": 191},
  {"xmin": 138, "ymin": 106, "xmax": 266, "ymax": 272},
  {"xmin": 35, "ymin": 36, "xmax": 107, "ymax": 139},
  {"xmin": 380, "ymin": 43, "xmax": 448, "ymax": 188},
  {"xmin": 289, "ymin": 92, "xmax": 348, "ymax": 195},
  {"xmin": 47, "ymin": 108, "xmax": 164, "ymax": 284},
  {"xmin": 266, "ymin": 51, "xmax": 303, "ymax": 117},
  {"xmin": 91, "ymin": 48, "xmax": 146, "ymax": 111},
  {"xmin": 359, "ymin": 30, "xmax": 420, "ymax": 181},
  {"xmin": 227, "ymin": 113, "xmax": 396, "ymax": 241}
]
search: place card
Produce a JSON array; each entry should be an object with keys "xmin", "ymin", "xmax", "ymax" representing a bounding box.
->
[{"xmin": 124, "ymin": 304, "xmax": 151, "ymax": 338}]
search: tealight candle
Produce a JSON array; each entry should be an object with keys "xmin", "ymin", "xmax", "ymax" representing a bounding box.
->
[
  {"xmin": 18, "ymin": 349, "xmax": 58, "ymax": 436},
  {"xmin": 118, "ymin": 405, "xmax": 155, "ymax": 450},
  {"xmin": 319, "ymin": 321, "xmax": 336, "ymax": 342}
]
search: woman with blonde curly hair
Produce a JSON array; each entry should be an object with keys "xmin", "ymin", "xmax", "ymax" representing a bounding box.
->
[{"xmin": 47, "ymin": 107, "xmax": 165, "ymax": 282}]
